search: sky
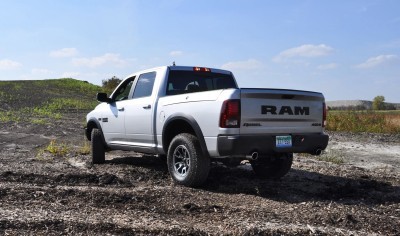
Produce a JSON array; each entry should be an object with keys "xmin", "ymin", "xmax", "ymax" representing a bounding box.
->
[{"xmin": 0, "ymin": 0, "xmax": 399, "ymax": 102}]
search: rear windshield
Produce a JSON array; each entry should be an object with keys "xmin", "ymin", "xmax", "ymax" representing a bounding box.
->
[{"xmin": 166, "ymin": 70, "xmax": 237, "ymax": 96}]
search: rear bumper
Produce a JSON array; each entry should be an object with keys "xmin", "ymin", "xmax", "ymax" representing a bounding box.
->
[{"xmin": 217, "ymin": 133, "xmax": 329, "ymax": 156}]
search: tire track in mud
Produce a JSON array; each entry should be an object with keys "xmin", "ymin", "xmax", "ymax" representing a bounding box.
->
[
  {"xmin": 0, "ymin": 183, "xmax": 385, "ymax": 236},
  {"xmin": 1, "ymin": 128, "xmax": 400, "ymax": 234},
  {"xmin": 0, "ymin": 132, "xmax": 52, "ymax": 147},
  {"xmin": 1, "ymin": 160, "xmax": 399, "ymax": 235}
]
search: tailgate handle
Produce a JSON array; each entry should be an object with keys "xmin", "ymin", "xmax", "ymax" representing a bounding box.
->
[{"xmin": 282, "ymin": 94, "xmax": 295, "ymax": 99}]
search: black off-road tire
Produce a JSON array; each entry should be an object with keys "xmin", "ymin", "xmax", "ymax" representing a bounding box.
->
[
  {"xmin": 167, "ymin": 133, "xmax": 210, "ymax": 187},
  {"xmin": 91, "ymin": 128, "xmax": 105, "ymax": 164},
  {"xmin": 251, "ymin": 153, "xmax": 293, "ymax": 179}
]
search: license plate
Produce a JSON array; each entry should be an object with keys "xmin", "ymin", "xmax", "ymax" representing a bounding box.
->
[{"xmin": 276, "ymin": 135, "xmax": 292, "ymax": 148}]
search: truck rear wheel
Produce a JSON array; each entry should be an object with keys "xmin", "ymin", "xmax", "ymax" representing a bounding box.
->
[
  {"xmin": 91, "ymin": 128, "xmax": 105, "ymax": 164},
  {"xmin": 251, "ymin": 153, "xmax": 293, "ymax": 179},
  {"xmin": 167, "ymin": 133, "xmax": 210, "ymax": 187}
]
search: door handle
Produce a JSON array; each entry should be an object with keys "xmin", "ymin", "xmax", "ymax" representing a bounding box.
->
[
  {"xmin": 143, "ymin": 105, "xmax": 151, "ymax": 109},
  {"xmin": 118, "ymin": 107, "xmax": 125, "ymax": 111}
]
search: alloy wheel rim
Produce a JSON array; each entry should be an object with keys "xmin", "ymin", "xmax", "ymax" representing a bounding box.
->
[{"xmin": 173, "ymin": 145, "xmax": 190, "ymax": 177}]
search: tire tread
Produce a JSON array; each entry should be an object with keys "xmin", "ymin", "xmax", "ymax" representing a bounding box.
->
[{"xmin": 91, "ymin": 128, "xmax": 105, "ymax": 164}]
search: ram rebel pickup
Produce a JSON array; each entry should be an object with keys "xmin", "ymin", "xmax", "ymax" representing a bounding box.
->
[{"xmin": 86, "ymin": 65, "xmax": 328, "ymax": 187}]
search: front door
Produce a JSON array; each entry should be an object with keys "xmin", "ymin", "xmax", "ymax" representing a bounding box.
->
[
  {"xmin": 124, "ymin": 72, "xmax": 157, "ymax": 147},
  {"xmin": 101, "ymin": 77, "xmax": 135, "ymax": 143}
]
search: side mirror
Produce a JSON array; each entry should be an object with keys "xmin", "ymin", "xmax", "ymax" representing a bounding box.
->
[{"xmin": 96, "ymin": 93, "xmax": 112, "ymax": 103}]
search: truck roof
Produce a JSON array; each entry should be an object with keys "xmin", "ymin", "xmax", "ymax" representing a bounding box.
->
[{"xmin": 124, "ymin": 65, "xmax": 232, "ymax": 80}]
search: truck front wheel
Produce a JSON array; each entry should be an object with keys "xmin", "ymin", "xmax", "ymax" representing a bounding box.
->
[
  {"xmin": 91, "ymin": 128, "xmax": 105, "ymax": 164},
  {"xmin": 251, "ymin": 153, "xmax": 293, "ymax": 179},
  {"xmin": 167, "ymin": 133, "xmax": 210, "ymax": 187}
]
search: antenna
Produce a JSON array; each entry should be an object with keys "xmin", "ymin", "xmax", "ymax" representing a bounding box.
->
[{"xmin": 172, "ymin": 61, "xmax": 176, "ymax": 66}]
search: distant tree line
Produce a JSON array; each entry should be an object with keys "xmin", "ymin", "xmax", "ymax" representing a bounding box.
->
[
  {"xmin": 328, "ymin": 105, "xmax": 369, "ymax": 111},
  {"xmin": 328, "ymin": 96, "xmax": 398, "ymax": 111},
  {"xmin": 372, "ymin": 96, "xmax": 397, "ymax": 110},
  {"xmin": 102, "ymin": 76, "xmax": 121, "ymax": 94}
]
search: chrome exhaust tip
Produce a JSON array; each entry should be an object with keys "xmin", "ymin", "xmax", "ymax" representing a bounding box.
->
[
  {"xmin": 315, "ymin": 149, "xmax": 322, "ymax": 155},
  {"xmin": 246, "ymin": 152, "xmax": 259, "ymax": 160}
]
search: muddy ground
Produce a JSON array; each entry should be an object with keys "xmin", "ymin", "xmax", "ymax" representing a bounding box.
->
[{"xmin": 0, "ymin": 112, "xmax": 399, "ymax": 235}]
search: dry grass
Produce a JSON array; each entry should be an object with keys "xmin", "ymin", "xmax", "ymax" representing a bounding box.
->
[
  {"xmin": 386, "ymin": 114, "xmax": 400, "ymax": 128},
  {"xmin": 326, "ymin": 111, "xmax": 400, "ymax": 134}
]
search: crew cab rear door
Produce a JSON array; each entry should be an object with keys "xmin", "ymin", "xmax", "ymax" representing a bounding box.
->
[{"xmin": 240, "ymin": 89, "xmax": 325, "ymax": 134}]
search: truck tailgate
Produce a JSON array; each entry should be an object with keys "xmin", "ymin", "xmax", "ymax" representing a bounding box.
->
[{"xmin": 240, "ymin": 88, "xmax": 325, "ymax": 134}]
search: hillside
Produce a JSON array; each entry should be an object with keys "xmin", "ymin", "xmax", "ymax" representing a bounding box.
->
[{"xmin": 0, "ymin": 78, "xmax": 102, "ymax": 127}]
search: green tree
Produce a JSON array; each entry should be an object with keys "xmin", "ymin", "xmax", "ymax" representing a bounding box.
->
[
  {"xmin": 372, "ymin": 95, "xmax": 385, "ymax": 110},
  {"xmin": 102, "ymin": 76, "xmax": 121, "ymax": 94}
]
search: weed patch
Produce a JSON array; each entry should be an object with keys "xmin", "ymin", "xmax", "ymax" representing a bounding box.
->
[
  {"xmin": 299, "ymin": 149, "xmax": 345, "ymax": 164},
  {"xmin": 31, "ymin": 118, "xmax": 48, "ymax": 125},
  {"xmin": 44, "ymin": 140, "xmax": 70, "ymax": 157},
  {"xmin": 78, "ymin": 139, "xmax": 91, "ymax": 155},
  {"xmin": 0, "ymin": 111, "xmax": 21, "ymax": 123},
  {"xmin": 36, "ymin": 137, "xmax": 92, "ymax": 160},
  {"xmin": 316, "ymin": 150, "xmax": 345, "ymax": 164},
  {"xmin": 326, "ymin": 111, "xmax": 400, "ymax": 134}
]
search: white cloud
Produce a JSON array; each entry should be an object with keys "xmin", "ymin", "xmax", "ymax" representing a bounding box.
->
[
  {"xmin": 317, "ymin": 63, "xmax": 338, "ymax": 70},
  {"xmin": 61, "ymin": 72, "xmax": 81, "ymax": 78},
  {"xmin": 72, "ymin": 53, "xmax": 128, "ymax": 68},
  {"xmin": 273, "ymin": 44, "xmax": 334, "ymax": 62},
  {"xmin": 221, "ymin": 59, "xmax": 262, "ymax": 71},
  {"xmin": 355, "ymin": 55, "xmax": 398, "ymax": 69},
  {"xmin": 32, "ymin": 68, "xmax": 52, "ymax": 75},
  {"xmin": 50, "ymin": 48, "xmax": 79, "ymax": 58},
  {"xmin": 0, "ymin": 59, "xmax": 22, "ymax": 70},
  {"xmin": 169, "ymin": 50, "xmax": 183, "ymax": 56}
]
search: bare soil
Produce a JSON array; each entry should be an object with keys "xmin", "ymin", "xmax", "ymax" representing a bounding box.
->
[{"xmin": 1, "ymin": 112, "xmax": 399, "ymax": 235}]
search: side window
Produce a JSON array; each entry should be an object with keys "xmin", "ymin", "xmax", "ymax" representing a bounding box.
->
[
  {"xmin": 113, "ymin": 77, "xmax": 135, "ymax": 101},
  {"xmin": 132, "ymin": 72, "xmax": 156, "ymax": 99}
]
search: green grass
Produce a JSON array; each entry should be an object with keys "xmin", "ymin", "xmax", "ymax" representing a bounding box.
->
[
  {"xmin": 45, "ymin": 98, "xmax": 99, "ymax": 111},
  {"xmin": 45, "ymin": 139, "xmax": 70, "ymax": 157},
  {"xmin": 31, "ymin": 118, "xmax": 48, "ymax": 125},
  {"xmin": 326, "ymin": 110, "xmax": 400, "ymax": 134},
  {"xmin": 78, "ymin": 139, "xmax": 91, "ymax": 155},
  {"xmin": 316, "ymin": 150, "xmax": 345, "ymax": 164},
  {"xmin": 0, "ymin": 111, "xmax": 21, "ymax": 123},
  {"xmin": 36, "ymin": 137, "xmax": 92, "ymax": 161},
  {"xmin": 299, "ymin": 149, "xmax": 345, "ymax": 165},
  {"xmin": 0, "ymin": 78, "xmax": 103, "ymax": 124}
]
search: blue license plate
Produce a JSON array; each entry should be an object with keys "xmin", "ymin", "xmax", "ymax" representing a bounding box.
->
[{"xmin": 276, "ymin": 135, "xmax": 292, "ymax": 148}]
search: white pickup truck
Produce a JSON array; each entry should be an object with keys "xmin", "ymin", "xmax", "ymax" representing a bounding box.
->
[{"xmin": 86, "ymin": 65, "xmax": 328, "ymax": 187}]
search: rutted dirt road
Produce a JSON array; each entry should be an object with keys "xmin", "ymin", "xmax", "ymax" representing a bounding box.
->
[{"xmin": 0, "ymin": 114, "xmax": 399, "ymax": 235}]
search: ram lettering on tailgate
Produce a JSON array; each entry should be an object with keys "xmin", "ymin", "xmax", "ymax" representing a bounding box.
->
[{"xmin": 261, "ymin": 105, "xmax": 310, "ymax": 115}]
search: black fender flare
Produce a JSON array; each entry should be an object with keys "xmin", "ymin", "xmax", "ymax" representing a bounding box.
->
[
  {"xmin": 86, "ymin": 118, "xmax": 107, "ymax": 147},
  {"xmin": 162, "ymin": 113, "xmax": 210, "ymax": 157}
]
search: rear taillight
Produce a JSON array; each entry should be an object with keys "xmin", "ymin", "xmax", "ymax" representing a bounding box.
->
[
  {"xmin": 220, "ymin": 99, "xmax": 240, "ymax": 128},
  {"xmin": 323, "ymin": 102, "xmax": 327, "ymax": 127}
]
